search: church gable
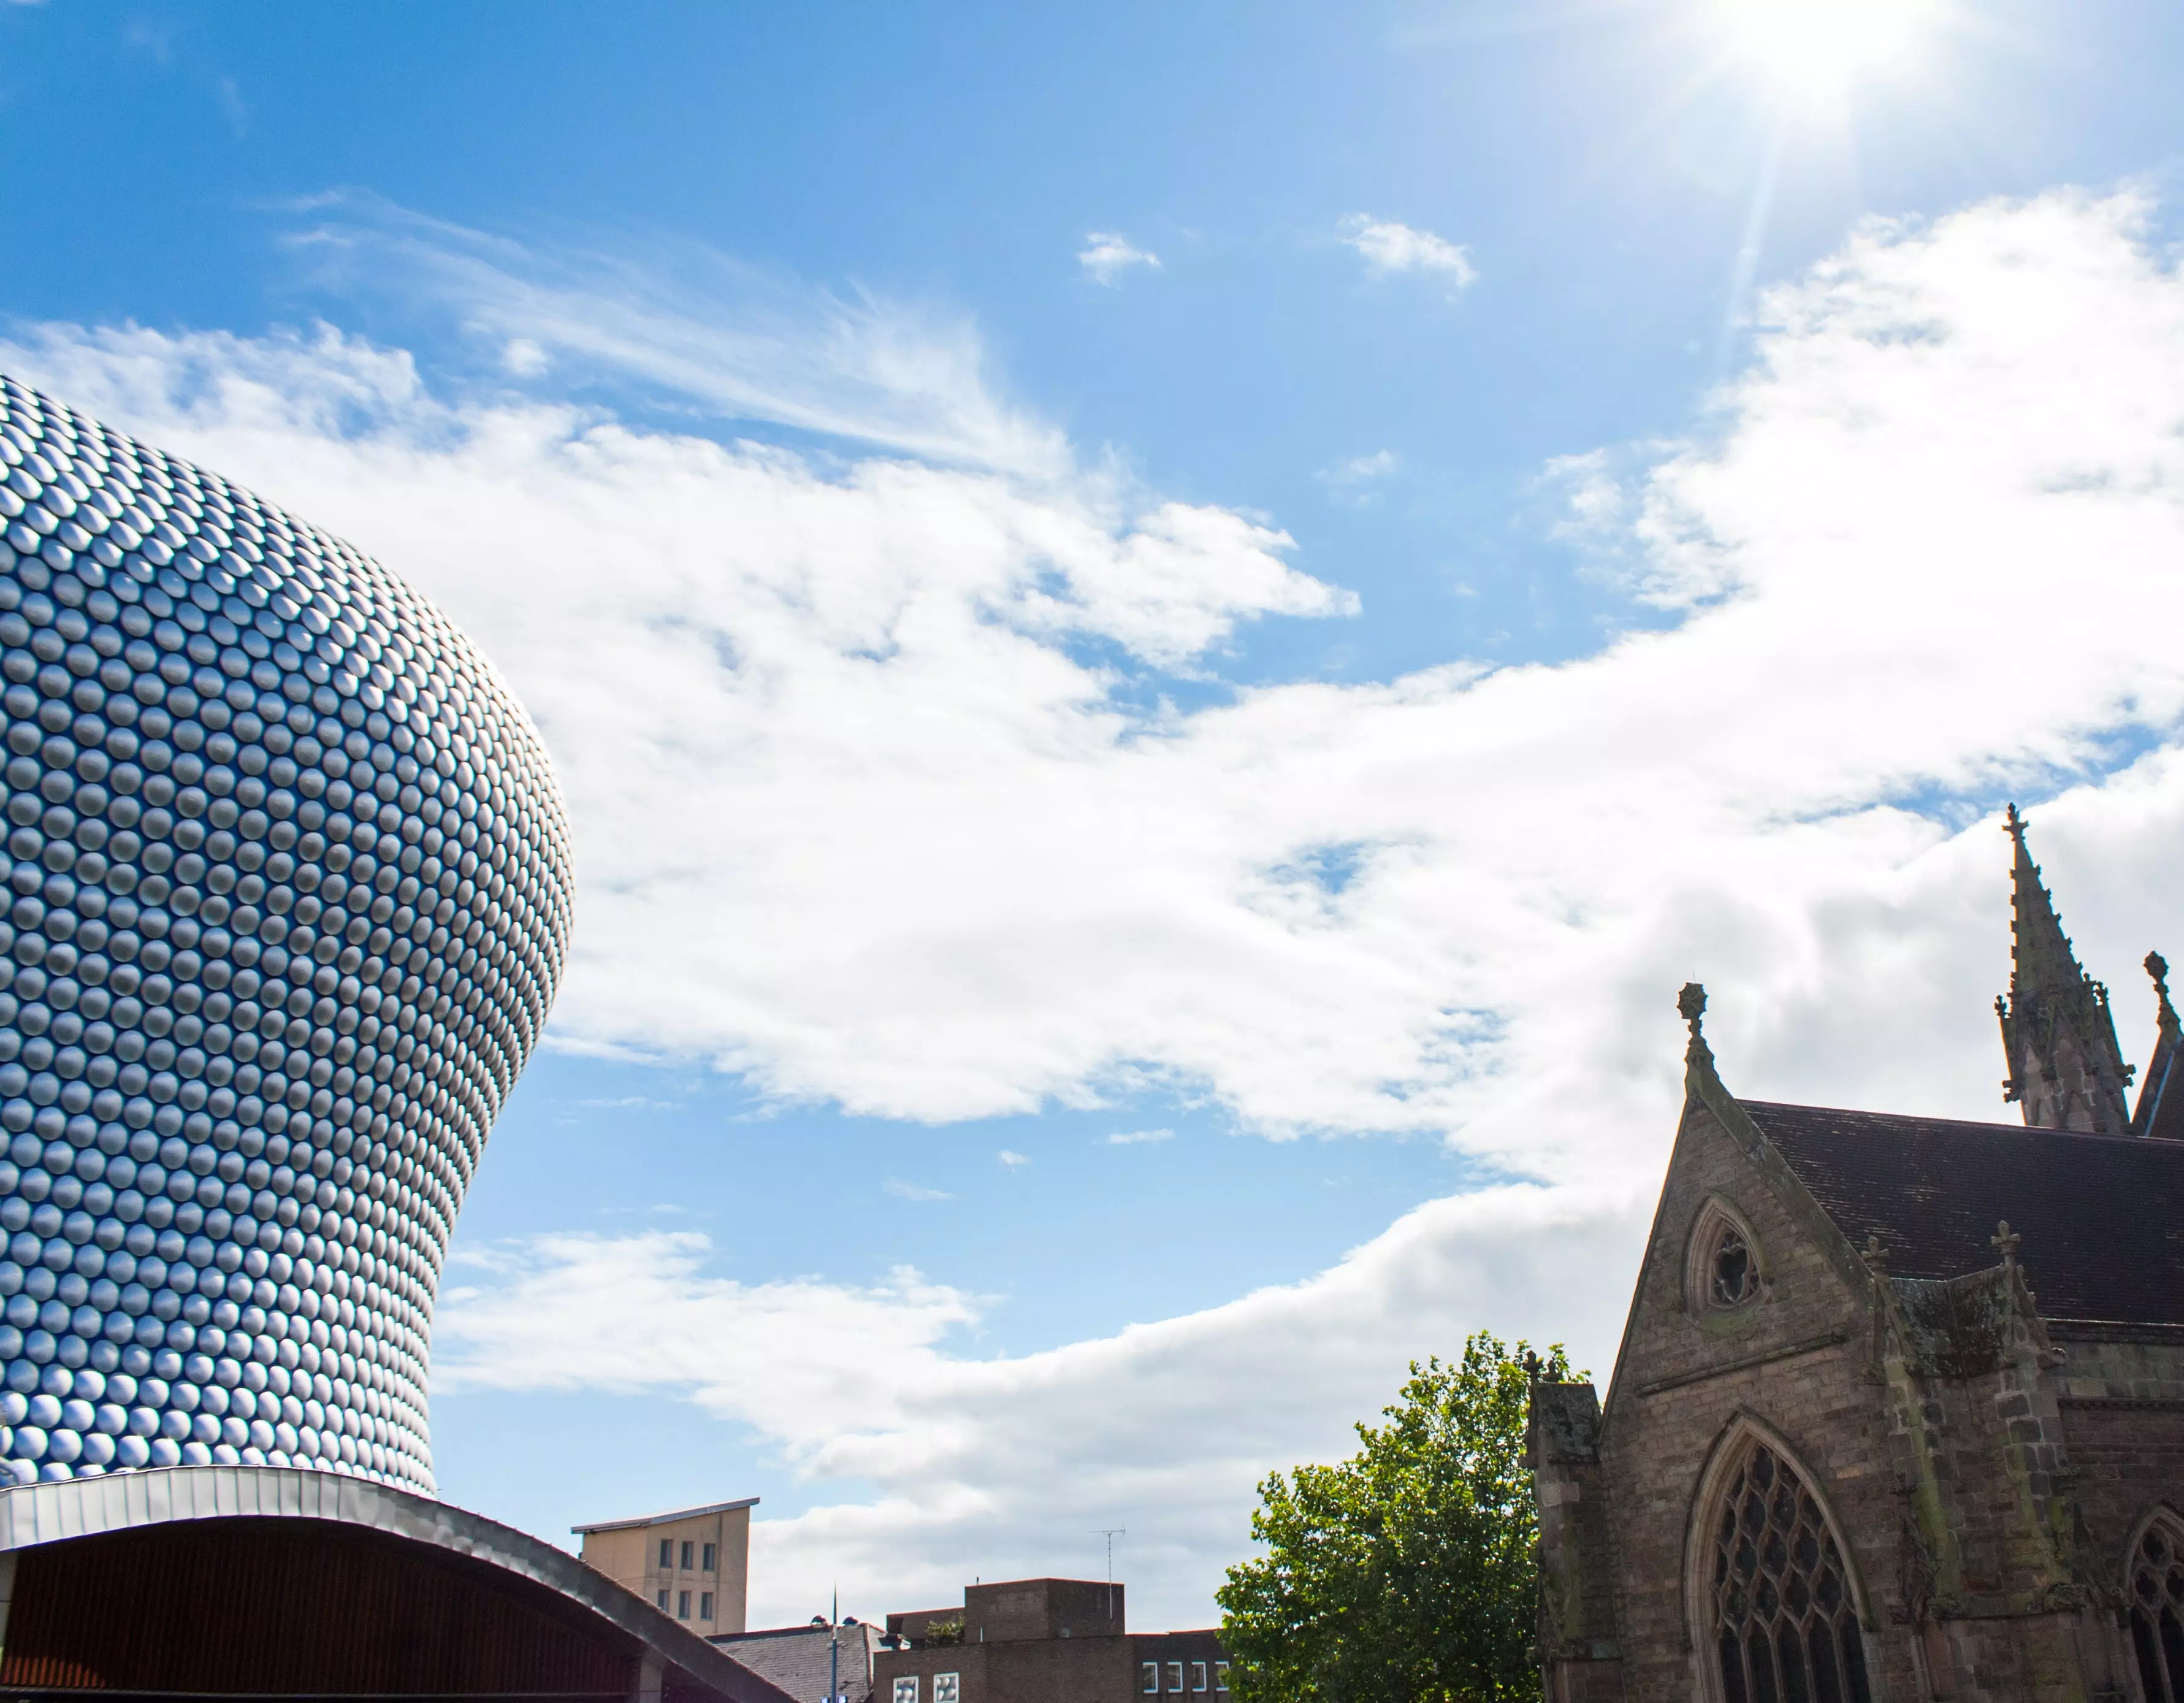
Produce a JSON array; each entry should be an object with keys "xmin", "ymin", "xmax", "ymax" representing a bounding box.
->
[
  {"xmin": 1529, "ymin": 809, "xmax": 2184, "ymax": 1703},
  {"xmin": 1600, "ymin": 993, "xmax": 1876, "ymax": 1424}
]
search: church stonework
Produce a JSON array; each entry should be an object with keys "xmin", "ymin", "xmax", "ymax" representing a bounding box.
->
[{"xmin": 1531, "ymin": 813, "xmax": 2184, "ymax": 1703}]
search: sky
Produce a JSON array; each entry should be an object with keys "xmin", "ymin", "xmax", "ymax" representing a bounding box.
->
[{"xmin": 6, "ymin": 0, "xmax": 2184, "ymax": 1633}]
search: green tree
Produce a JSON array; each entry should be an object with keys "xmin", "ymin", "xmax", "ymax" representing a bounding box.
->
[{"xmin": 1218, "ymin": 1331, "xmax": 1574, "ymax": 1703}]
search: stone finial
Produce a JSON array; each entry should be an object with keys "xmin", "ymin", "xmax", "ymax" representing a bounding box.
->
[
  {"xmin": 1863, "ymin": 1232, "xmax": 1890, "ymax": 1274},
  {"xmin": 1524, "ymin": 1350, "xmax": 1542, "ymax": 1385},
  {"xmin": 1991, "ymin": 1219, "xmax": 2022, "ymax": 1271},
  {"xmin": 1678, "ymin": 982, "xmax": 1707, "ymax": 1036},
  {"xmin": 2150, "ymin": 951, "xmax": 2179, "ymax": 1031},
  {"xmin": 2004, "ymin": 801, "xmax": 2027, "ymax": 847}
]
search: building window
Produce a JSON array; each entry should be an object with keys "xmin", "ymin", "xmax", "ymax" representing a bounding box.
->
[
  {"xmin": 934, "ymin": 1675, "xmax": 960, "ymax": 1703},
  {"xmin": 1142, "ymin": 1663, "xmax": 1160, "ymax": 1694},
  {"xmin": 1215, "ymin": 1663, "xmax": 1230, "ymax": 1693},
  {"xmin": 659, "ymin": 1537, "xmax": 673, "ymax": 1569},
  {"xmin": 678, "ymin": 1591, "xmax": 691, "ymax": 1620},
  {"xmin": 701, "ymin": 1592, "xmax": 714, "ymax": 1621},
  {"xmin": 894, "ymin": 1680, "xmax": 920, "ymax": 1703},
  {"xmin": 656, "ymin": 1589, "xmax": 670, "ymax": 1610},
  {"xmin": 1711, "ymin": 1227, "xmax": 1758, "ymax": 1307},
  {"xmin": 1168, "ymin": 1663, "xmax": 1184, "ymax": 1693},
  {"xmin": 1686, "ymin": 1200, "xmax": 1766, "ymax": 1316},
  {"xmin": 703, "ymin": 1542, "xmax": 717, "ymax": 1572},
  {"xmin": 1708, "ymin": 1441, "xmax": 1869, "ymax": 1703},
  {"xmin": 1191, "ymin": 1662, "xmax": 1208, "ymax": 1692},
  {"xmin": 682, "ymin": 1540, "xmax": 695, "ymax": 1569},
  {"xmin": 2128, "ymin": 1515, "xmax": 2184, "ymax": 1703}
]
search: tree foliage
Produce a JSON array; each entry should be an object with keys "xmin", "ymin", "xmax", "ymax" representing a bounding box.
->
[{"xmin": 1218, "ymin": 1331, "xmax": 1574, "ymax": 1703}]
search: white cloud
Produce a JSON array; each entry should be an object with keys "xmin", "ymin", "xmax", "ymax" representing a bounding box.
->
[
  {"xmin": 1102, "ymin": 1128, "xmax": 1175, "ymax": 1146},
  {"xmin": 1338, "ymin": 215, "xmax": 1477, "ymax": 292},
  {"xmin": 996, "ymin": 1150, "xmax": 1031, "ymax": 1168},
  {"xmin": 502, "ymin": 336, "xmax": 550, "ymax": 377},
  {"xmin": 435, "ymin": 1187, "xmax": 1631, "ymax": 1627},
  {"xmin": 284, "ymin": 193, "xmax": 1066, "ymax": 476},
  {"xmin": 1078, "ymin": 231, "xmax": 1161, "ymax": 286},
  {"xmin": 884, "ymin": 1179, "xmax": 953, "ymax": 1203},
  {"xmin": 1318, "ymin": 448, "xmax": 1401, "ymax": 505},
  {"xmin": 21, "ymin": 187, "xmax": 2184, "ymax": 1626}
]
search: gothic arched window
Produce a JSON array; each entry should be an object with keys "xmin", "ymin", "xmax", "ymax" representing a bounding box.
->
[
  {"xmin": 1708, "ymin": 1441, "xmax": 1871, "ymax": 1703},
  {"xmin": 1687, "ymin": 1198, "xmax": 1765, "ymax": 1316},
  {"xmin": 2128, "ymin": 1514, "xmax": 2184, "ymax": 1703}
]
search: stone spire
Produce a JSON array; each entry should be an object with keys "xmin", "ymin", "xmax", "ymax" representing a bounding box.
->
[
  {"xmin": 2129, "ymin": 951, "xmax": 2184, "ymax": 1140},
  {"xmin": 1996, "ymin": 805, "xmax": 2133, "ymax": 1135}
]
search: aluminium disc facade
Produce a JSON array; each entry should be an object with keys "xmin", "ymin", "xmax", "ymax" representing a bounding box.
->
[{"xmin": 0, "ymin": 377, "xmax": 571, "ymax": 1493}]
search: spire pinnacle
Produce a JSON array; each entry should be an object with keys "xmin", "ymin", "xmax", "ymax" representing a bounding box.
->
[
  {"xmin": 1996, "ymin": 805, "xmax": 2133, "ymax": 1135},
  {"xmin": 2131, "ymin": 951, "xmax": 2184, "ymax": 1139}
]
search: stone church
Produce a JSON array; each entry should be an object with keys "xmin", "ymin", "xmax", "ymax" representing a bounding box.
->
[{"xmin": 1530, "ymin": 809, "xmax": 2184, "ymax": 1703}]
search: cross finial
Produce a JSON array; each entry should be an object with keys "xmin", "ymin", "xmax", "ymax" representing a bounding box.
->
[
  {"xmin": 1991, "ymin": 1219, "xmax": 2021, "ymax": 1270},
  {"xmin": 2004, "ymin": 802, "xmax": 2027, "ymax": 847},
  {"xmin": 1524, "ymin": 1349, "xmax": 1541, "ymax": 1385},
  {"xmin": 1863, "ymin": 1232, "xmax": 1890, "ymax": 1274}
]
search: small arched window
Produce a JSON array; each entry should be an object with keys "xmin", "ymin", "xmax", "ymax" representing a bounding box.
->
[
  {"xmin": 2127, "ymin": 1513, "xmax": 2184, "ymax": 1703},
  {"xmin": 1708, "ymin": 1441, "xmax": 1871, "ymax": 1703},
  {"xmin": 1687, "ymin": 1198, "xmax": 1766, "ymax": 1316}
]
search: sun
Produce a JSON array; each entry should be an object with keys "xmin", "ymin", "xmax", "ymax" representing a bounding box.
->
[{"xmin": 1714, "ymin": 0, "xmax": 1938, "ymax": 99}]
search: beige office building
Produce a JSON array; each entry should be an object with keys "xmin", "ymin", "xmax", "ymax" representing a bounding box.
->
[{"xmin": 573, "ymin": 1496, "xmax": 758, "ymax": 1637}]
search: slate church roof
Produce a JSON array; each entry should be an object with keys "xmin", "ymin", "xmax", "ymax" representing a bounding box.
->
[{"xmin": 1743, "ymin": 1100, "xmax": 2184, "ymax": 1329}]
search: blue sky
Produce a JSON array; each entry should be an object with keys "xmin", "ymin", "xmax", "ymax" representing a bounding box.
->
[{"xmin": 9, "ymin": 0, "xmax": 2184, "ymax": 1631}]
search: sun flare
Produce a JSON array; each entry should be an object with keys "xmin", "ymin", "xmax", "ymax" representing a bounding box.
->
[{"xmin": 1715, "ymin": 0, "xmax": 1937, "ymax": 98}]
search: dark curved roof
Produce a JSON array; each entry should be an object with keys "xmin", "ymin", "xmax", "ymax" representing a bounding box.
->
[
  {"xmin": 1743, "ymin": 1100, "xmax": 2184, "ymax": 1328},
  {"xmin": 0, "ymin": 1466, "xmax": 796, "ymax": 1703}
]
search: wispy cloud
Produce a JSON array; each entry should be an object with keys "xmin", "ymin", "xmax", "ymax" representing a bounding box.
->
[
  {"xmin": 884, "ymin": 1179, "xmax": 953, "ymax": 1203},
  {"xmin": 1317, "ymin": 448, "xmax": 1400, "ymax": 506},
  {"xmin": 1078, "ymin": 231, "xmax": 1161, "ymax": 286},
  {"xmin": 281, "ymin": 192, "xmax": 1068, "ymax": 476},
  {"xmin": 1103, "ymin": 1128, "xmax": 1175, "ymax": 1146},
  {"xmin": 1338, "ymin": 214, "xmax": 1477, "ymax": 293},
  {"xmin": 997, "ymin": 1149, "xmax": 1031, "ymax": 1168}
]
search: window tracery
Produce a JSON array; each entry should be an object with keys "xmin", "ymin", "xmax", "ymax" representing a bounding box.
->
[
  {"xmin": 1687, "ymin": 1198, "xmax": 1766, "ymax": 1317},
  {"xmin": 1711, "ymin": 1226, "xmax": 1760, "ymax": 1309},
  {"xmin": 1709, "ymin": 1442, "xmax": 1871, "ymax": 1703},
  {"xmin": 2128, "ymin": 1514, "xmax": 2184, "ymax": 1703}
]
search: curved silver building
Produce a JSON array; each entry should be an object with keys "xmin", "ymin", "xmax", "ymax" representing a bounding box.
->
[{"xmin": 0, "ymin": 377, "xmax": 571, "ymax": 1493}]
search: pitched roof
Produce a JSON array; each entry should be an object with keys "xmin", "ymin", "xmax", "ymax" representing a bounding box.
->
[
  {"xmin": 709, "ymin": 1624, "xmax": 879, "ymax": 1703},
  {"xmin": 1742, "ymin": 1100, "xmax": 2184, "ymax": 1328}
]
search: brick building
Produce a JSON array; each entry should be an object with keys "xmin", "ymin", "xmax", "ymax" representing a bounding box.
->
[
  {"xmin": 1531, "ymin": 809, "xmax": 2184, "ymax": 1703},
  {"xmin": 874, "ymin": 1578, "xmax": 1228, "ymax": 1703}
]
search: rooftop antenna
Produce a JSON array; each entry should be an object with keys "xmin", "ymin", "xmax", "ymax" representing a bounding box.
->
[{"xmin": 1092, "ymin": 1528, "xmax": 1126, "ymax": 1625}]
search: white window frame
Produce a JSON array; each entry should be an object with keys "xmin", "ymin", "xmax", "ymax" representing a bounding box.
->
[
  {"xmin": 1191, "ymin": 1661, "xmax": 1208, "ymax": 1692},
  {"xmin": 1142, "ymin": 1662, "xmax": 1160, "ymax": 1694},
  {"xmin": 1215, "ymin": 1662, "xmax": 1231, "ymax": 1693},
  {"xmin": 894, "ymin": 1679, "xmax": 920, "ymax": 1703},
  {"xmin": 933, "ymin": 1675, "xmax": 960, "ymax": 1703},
  {"xmin": 1168, "ymin": 1662, "xmax": 1185, "ymax": 1693}
]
